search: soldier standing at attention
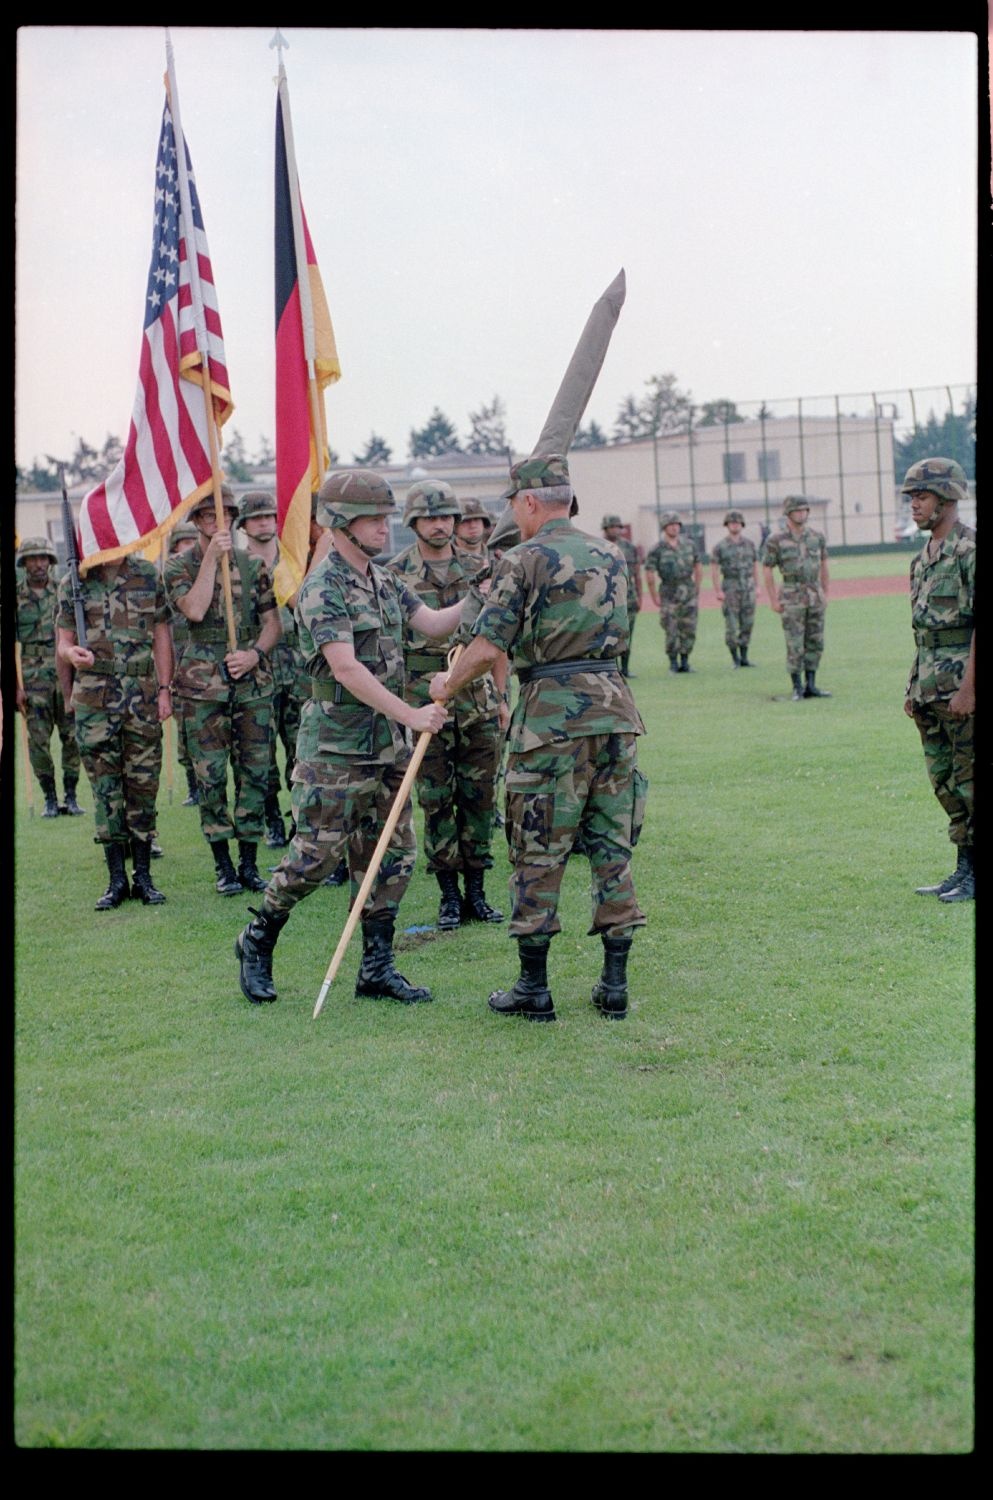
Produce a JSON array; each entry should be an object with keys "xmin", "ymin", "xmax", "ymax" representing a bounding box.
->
[
  {"xmin": 710, "ymin": 509, "xmax": 761, "ymax": 668},
  {"xmin": 387, "ymin": 480, "xmax": 505, "ymax": 929},
  {"xmin": 600, "ymin": 515, "xmax": 642, "ymax": 677},
  {"xmin": 454, "ymin": 496, "xmax": 494, "ymax": 561},
  {"xmin": 234, "ymin": 470, "xmax": 464, "ymax": 1006},
  {"xmin": 56, "ymin": 551, "xmax": 172, "ymax": 908},
  {"xmin": 165, "ymin": 486, "xmax": 282, "ymax": 896},
  {"xmin": 429, "ymin": 455, "xmax": 647, "ymax": 1023},
  {"xmin": 901, "ymin": 458, "xmax": 975, "ymax": 902},
  {"xmin": 167, "ymin": 522, "xmax": 202, "ymax": 807},
  {"xmin": 762, "ymin": 496, "xmax": 831, "ymax": 700},
  {"xmin": 645, "ymin": 511, "xmax": 702, "ymax": 673},
  {"xmin": 15, "ymin": 537, "xmax": 85, "ymax": 818}
]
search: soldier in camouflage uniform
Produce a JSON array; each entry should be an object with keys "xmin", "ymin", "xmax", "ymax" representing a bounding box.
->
[
  {"xmin": 710, "ymin": 509, "xmax": 761, "ymax": 667},
  {"xmin": 431, "ymin": 455, "xmax": 647, "ymax": 1023},
  {"xmin": 387, "ymin": 481, "xmax": 505, "ymax": 929},
  {"xmin": 167, "ymin": 522, "xmax": 202, "ymax": 806},
  {"xmin": 165, "ymin": 486, "xmax": 282, "ymax": 896},
  {"xmin": 645, "ymin": 511, "xmax": 702, "ymax": 673},
  {"xmin": 15, "ymin": 537, "xmax": 84, "ymax": 817},
  {"xmin": 235, "ymin": 470, "xmax": 464, "ymax": 1006},
  {"xmin": 601, "ymin": 515, "xmax": 642, "ymax": 677},
  {"xmin": 56, "ymin": 552, "xmax": 172, "ymax": 908},
  {"xmin": 901, "ymin": 458, "xmax": 975, "ymax": 902},
  {"xmin": 234, "ymin": 490, "xmax": 310, "ymax": 849},
  {"xmin": 762, "ymin": 496, "xmax": 831, "ymax": 700},
  {"xmin": 454, "ymin": 495, "xmax": 493, "ymax": 561}
]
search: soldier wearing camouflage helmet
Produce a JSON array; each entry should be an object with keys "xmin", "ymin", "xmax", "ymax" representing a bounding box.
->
[
  {"xmin": 165, "ymin": 484, "xmax": 282, "ymax": 897},
  {"xmin": 645, "ymin": 511, "xmax": 702, "ymax": 673},
  {"xmin": 430, "ymin": 453, "xmax": 647, "ymax": 1023},
  {"xmin": 901, "ymin": 457, "xmax": 975, "ymax": 902},
  {"xmin": 387, "ymin": 480, "xmax": 506, "ymax": 928},
  {"xmin": 454, "ymin": 496, "xmax": 493, "ymax": 561},
  {"xmin": 235, "ymin": 469, "xmax": 466, "ymax": 1007},
  {"xmin": 710, "ymin": 509, "xmax": 761, "ymax": 667},
  {"xmin": 600, "ymin": 515, "xmax": 643, "ymax": 677},
  {"xmin": 761, "ymin": 495, "xmax": 831, "ymax": 700},
  {"xmin": 16, "ymin": 536, "xmax": 85, "ymax": 817}
]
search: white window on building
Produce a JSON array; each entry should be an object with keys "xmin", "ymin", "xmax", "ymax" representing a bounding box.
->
[
  {"xmin": 722, "ymin": 452, "xmax": 746, "ymax": 484},
  {"xmin": 758, "ymin": 449, "xmax": 781, "ymax": 481}
]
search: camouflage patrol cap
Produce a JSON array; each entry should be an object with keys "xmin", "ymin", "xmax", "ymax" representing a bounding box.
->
[
  {"xmin": 457, "ymin": 496, "xmax": 493, "ymax": 528},
  {"xmin": 601, "ymin": 514, "xmax": 624, "ymax": 529},
  {"xmin": 506, "ymin": 453, "xmax": 571, "ymax": 497},
  {"xmin": 782, "ymin": 495, "xmax": 811, "ymax": 516},
  {"xmin": 16, "ymin": 535, "xmax": 58, "ymax": 565},
  {"xmin": 316, "ymin": 469, "xmax": 397, "ymax": 530},
  {"xmin": 901, "ymin": 456, "xmax": 969, "ymax": 505},
  {"xmin": 189, "ymin": 484, "xmax": 238, "ymax": 520},
  {"xmin": 402, "ymin": 480, "xmax": 460, "ymax": 527},
  {"xmin": 724, "ymin": 509, "xmax": 746, "ymax": 526},
  {"xmin": 659, "ymin": 511, "xmax": 682, "ymax": 529},
  {"xmin": 235, "ymin": 490, "xmax": 278, "ymax": 528}
]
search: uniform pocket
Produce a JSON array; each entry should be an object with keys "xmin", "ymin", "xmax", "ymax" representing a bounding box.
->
[{"xmin": 504, "ymin": 766, "xmax": 557, "ymax": 859}]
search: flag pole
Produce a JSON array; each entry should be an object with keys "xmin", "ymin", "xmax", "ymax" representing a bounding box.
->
[{"xmin": 165, "ymin": 31, "xmax": 237, "ymax": 651}]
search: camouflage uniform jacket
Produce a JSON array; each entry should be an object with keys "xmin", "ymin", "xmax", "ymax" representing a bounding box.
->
[
  {"xmin": 711, "ymin": 535, "xmax": 758, "ymax": 586},
  {"xmin": 164, "ymin": 543, "xmax": 276, "ymax": 703},
  {"xmin": 614, "ymin": 536, "xmax": 642, "ymax": 613},
  {"xmin": 645, "ymin": 535, "xmax": 699, "ymax": 597},
  {"xmin": 906, "ymin": 521, "xmax": 975, "ymax": 705},
  {"xmin": 760, "ymin": 525, "xmax": 827, "ymax": 596},
  {"xmin": 56, "ymin": 557, "xmax": 170, "ymax": 709},
  {"xmin": 293, "ymin": 548, "xmax": 423, "ymax": 765},
  {"xmin": 16, "ymin": 574, "xmax": 59, "ymax": 684},
  {"xmin": 386, "ymin": 542, "xmax": 499, "ymax": 718},
  {"xmin": 473, "ymin": 517, "xmax": 645, "ymax": 755}
]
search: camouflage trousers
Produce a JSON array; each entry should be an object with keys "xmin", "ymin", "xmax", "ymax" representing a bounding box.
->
[
  {"xmin": 74, "ymin": 678, "xmax": 161, "ymax": 845},
  {"xmin": 911, "ymin": 702, "xmax": 974, "ymax": 847},
  {"xmin": 267, "ymin": 687, "xmax": 303, "ymax": 798},
  {"xmin": 22, "ymin": 677, "xmax": 81, "ymax": 784},
  {"xmin": 503, "ymin": 733, "xmax": 648, "ymax": 941},
  {"xmin": 780, "ymin": 588, "xmax": 826, "ymax": 673},
  {"xmin": 658, "ymin": 592, "xmax": 698, "ymax": 658},
  {"xmin": 721, "ymin": 585, "xmax": 756, "ymax": 651},
  {"xmin": 265, "ymin": 753, "xmax": 416, "ymax": 920},
  {"xmin": 416, "ymin": 711, "xmax": 502, "ymax": 872},
  {"xmin": 177, "ymin": 694, "xmax": 273, "ymax": 843},
  {"xmin": 176, "ymin": 710, "xmax": 193, "ymax": 772}
]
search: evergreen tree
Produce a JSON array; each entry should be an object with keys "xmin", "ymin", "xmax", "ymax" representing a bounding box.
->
[
  {"xmin": 409, "ymin": 408, "xmax": 461, "ymax": 460},
  {"xmin": 466, "ymin": 395, "xmax": 511, "ymax": 455},
  {"xmin": 354, "ymin": 433, "xmax": 393, "ymax": 465}
]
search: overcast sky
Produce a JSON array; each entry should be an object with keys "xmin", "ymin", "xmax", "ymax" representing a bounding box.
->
[{"xmin": 16, "ymin": 25, "xmax": 979, "ymax": 474}]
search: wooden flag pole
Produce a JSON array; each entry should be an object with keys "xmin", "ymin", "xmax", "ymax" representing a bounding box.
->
[
  {"xmin": 313, "ymin": 646, "xmax": 462, "ymax": 1019},
  {"xmin": 203, "ymin": 406, "xmax": 238, "ymax": 652}
]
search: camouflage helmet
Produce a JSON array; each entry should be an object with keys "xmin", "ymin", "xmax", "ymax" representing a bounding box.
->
[
  {"xmin": 724, "ymin": 509, "xmax": 746, "ymax": 526},
  {"xmin": 316, "ymin": 469, "xmax": 397, "ymax": 530},
  {"xmin": 488, "ymin": 504, "xmax": 522, "ymax": 553},
  {"xmin": 782, "ymin": 495, "xmax": 811, "ymax": 516},
  {"xmin": 456, "ymin": 496, "xmax": 493, "ymax": 528},
  {"xmin": 189, "ymin": 483, "xmax": 238, "ymax": 521},
  {"xmin": 16, "ymin": 535, "xmax": 58, "ymax": 565},
  {"xmin": 402, "ymin": 480, "xmax": 460, "ymax": 528},
  {"xmin": 169, "ymin": 522, "xmax": 199, "ymax": 546},
  {"xmin": 659, "ymin": 511, "xmax": 682, "ymax": 529},
  {"xmin": 235, "ymin": 490, "xmax": 278, "ymax": 528},
  {"xmin": 900, "ymin": 456, "xmax": 969, "ymax": 506},
  {"xmin": 506, "ymin": 453, "xmax": 571, "ymax": 498},
  {"xmin": 601, "ymin": 514, "xmax": 624, "ymax": 529}
]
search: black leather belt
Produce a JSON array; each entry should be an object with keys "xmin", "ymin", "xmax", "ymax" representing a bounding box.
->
[{"xmin": 516, "ymin": 657, "xmax": 619, "ymax": 685}]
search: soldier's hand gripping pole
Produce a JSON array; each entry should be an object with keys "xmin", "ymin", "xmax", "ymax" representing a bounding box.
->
[{"xmin": 313, "ymin": 646, "xmax": 462, "ymax": 1019}]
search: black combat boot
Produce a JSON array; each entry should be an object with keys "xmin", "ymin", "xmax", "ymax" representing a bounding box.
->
[
  {"xmin": 130, "ymin": 837, "xmax": 166, "ymax": 904},
  {"xmin": 354, "ymin": 916, "xmax": 432, "ymax": 1003},
  {"xmin": 791, "ymin": 672, "xmax": 805, "ymax": 701},
  {"xmin": 323, "ymin": 857, "xmax": 348, "ymax": 887},
  {"xmin": 669, "ymin": 657, "xmax": 680, "ymax": 674},
  {"xmin": 679, "ymin": 653, "xmax": 694, "ymax": 673},
  {"xmin": 212, "ymin": 840, "xmax": 243, "ymax": 896},
  {"xmin": 591, "ymin": 934, "xmax": 632, "ymax": 1019},
  {"xmin": 804, "ymin": 670, "xmax": 831, "ymax": 698},
  {"xmin": 237, "ymin": 840, "xmax": 269, "ymax": 893},
  {"xmin": 95, "ymin": 842, "xmax": 131, "ymax": 910},
  {"xmin": 40, "ymin": 775, "xmax": 61, "ymax": 818},
  {"xmin": 739, "ymin": 644, "xmax": 753, "ymax": 666},
  {"xmin": 264, "ymin": 794, "xmax": 287, "ymax": 848},
  {"xmin": 61, "ymin": 778, "xmax": 85, "ymax": 815},
  {"xmin": 489, "ymin": 939, "xmax": 556, "ymax": 1021},
  {"xmin": 436, "ymin": 870, "xmax": 463, "ymax": 930},
  {"xmin": 916, "ymin": 847, "xmax": 971, "ymax": 896},
  {"xmin": 235, "ymin": 904, "xmax": 289, "ymax": 1003},
  {"xmin": 939, "ymin": 847, "xmax": 975, "ymax": 903},
  {"xmin": 729, "ymin": 645, "xmax": 741, "ymax": 668},
  {"xmin": 182, "ymin": 768, "xmax": 200, "ymax": 806},
  {"xmin": 461, "ymin": 869, "xmax": 504, "ymax": 923}
]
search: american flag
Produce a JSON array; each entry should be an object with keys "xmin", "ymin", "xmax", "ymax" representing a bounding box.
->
[{"xmin": 77, "ymin": 97, "xmax": 233, "ymax": 566}]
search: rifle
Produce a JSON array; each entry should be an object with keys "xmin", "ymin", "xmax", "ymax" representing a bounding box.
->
[{"xmin": 60, "ymin": 470, "xmax": 88, "ymax": 649}]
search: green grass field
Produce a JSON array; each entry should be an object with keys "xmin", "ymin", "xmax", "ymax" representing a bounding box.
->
[{"xmin": 14, "ymin": 588, "xmax": 974, "ymax": 1452}]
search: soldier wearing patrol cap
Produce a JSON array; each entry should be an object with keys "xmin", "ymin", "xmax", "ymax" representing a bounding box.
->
[
  {"xmin": 901, "ymin": 457, "xmax": 975, "ymax": 902},
  {"xmin": 710, "ymin": 509, "xmax": 761, "ymax": 667},
  {"xmin": 15, "ymin": 536, "xmax": 84, "ymax": 817},
  {"xmin": 761, "ymin": 495, "xmax": 831, "ymax": 700},
  {"xmin": 234, "ymin": 469, "xmax": 466, "ymax": 1007},
  {"xmin": 387, "ymin": 481, "xmax": 505, "ymax": 929},
  {"xmin": 430, "ymin": 453, "xmax": 647, "ymax": 1023},
  {"xmin": 600, "ymin": 515, "xmax": 642, "ymax": 677},
  {"xmin": 167, "ymin": 521, "xmax": 202, "ymax": 806},
  {"xmin": 165, "ymin": 484, "xmax": 282, "ymax": 896},
  {"xmin": 645, "ymin": 512, "xmax": 702, "ymax": 673}
]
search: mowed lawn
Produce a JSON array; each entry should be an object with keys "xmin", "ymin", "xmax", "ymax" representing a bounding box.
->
[{"xmin": 14, "ymin": 586, "xmax": 974, "ymax": 1452}]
